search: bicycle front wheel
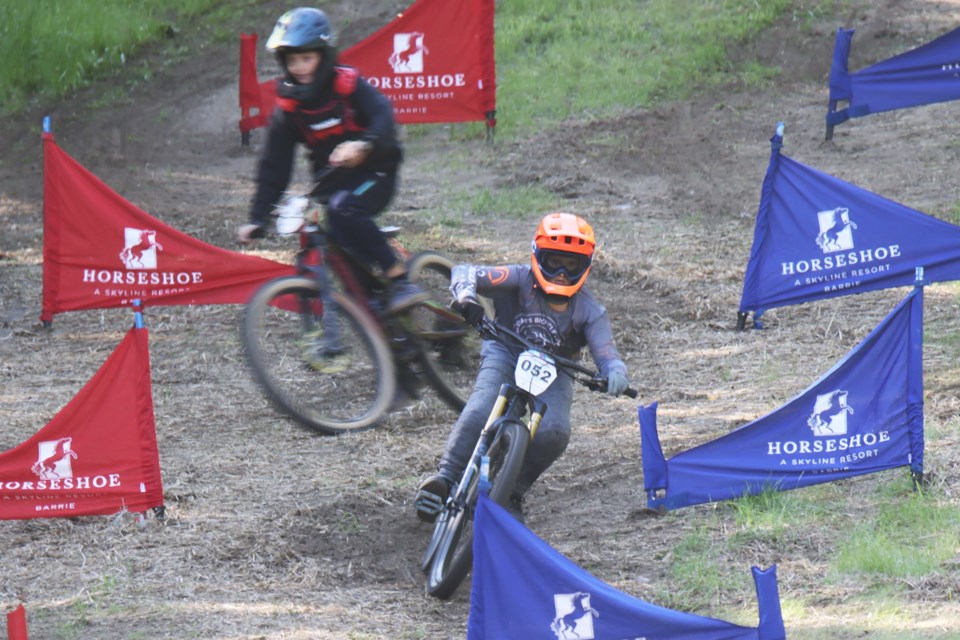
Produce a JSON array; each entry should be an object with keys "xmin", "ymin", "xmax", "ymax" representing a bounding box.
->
[
  {"xmin": 406, "ymin": 252, "xmax": 485, "ymax": 412},
  {"xmin": 242, "ymin": 275, "xmax": 396, "ymax": 435},
  {"xmin": 424, "ymin": 419, "xmax": 528, "ymax": 599}
]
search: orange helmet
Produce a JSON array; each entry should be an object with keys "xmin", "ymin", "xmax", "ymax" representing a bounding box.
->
[{"xmin": 531, "ymin": 213, "xmax": 595, "ymax": 298}]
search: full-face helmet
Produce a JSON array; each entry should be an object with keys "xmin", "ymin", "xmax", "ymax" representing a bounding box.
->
[{"xmin": 531, "ymin": 213, "xmax": 595, "ymax": 298}]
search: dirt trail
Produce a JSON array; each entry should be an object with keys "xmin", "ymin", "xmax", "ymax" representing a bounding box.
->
[{"xmin": 1, "ymin": 1, "xmax": 959, "ymax": 638}]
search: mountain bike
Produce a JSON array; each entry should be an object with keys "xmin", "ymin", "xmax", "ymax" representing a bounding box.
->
[
  {"xmin": 241, "ymin": 194, "xmax": 483, "ymax": 435},
  {"xmin": 420, "ymin": 315, "xmax": 638, "ymax": 599}
]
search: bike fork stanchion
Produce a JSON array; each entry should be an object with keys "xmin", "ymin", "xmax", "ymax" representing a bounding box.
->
[
  {"xmin": 311, "ymin": 262, "xmax": 344, "ymax": 353},
  {"xmin": 479, "ymin": 456, "xmax": 491, "ymax": 495},
  {"xmin": 459, "ymin": 385, "xmax": 515, "ymax": 489}
]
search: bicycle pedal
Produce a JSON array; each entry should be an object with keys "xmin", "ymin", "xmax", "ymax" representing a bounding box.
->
[
  {"xmin": 439, "ymin": 343, "xmax": 466, "ymax": 366},
  {"xmin": 304, "ymin": 351, "xmax": 350, "ymax": 373},
  {"xmin": 392, "ymin": 342, "xmax": 420, "ymax": 364},
  {"xmin": 397, "ymin": 371, "xmax": 422, "ymax": 400}
]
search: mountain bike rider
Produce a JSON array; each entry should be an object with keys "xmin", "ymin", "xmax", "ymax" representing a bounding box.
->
[
  {"xmin": 415, "ymin": 213, "xmax": 631, "ymax": 522},
  {"xmin": 237, "ymin": 7, "xmax": 426, "ymax": 313}
]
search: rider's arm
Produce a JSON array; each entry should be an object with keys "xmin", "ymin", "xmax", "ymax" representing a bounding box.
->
[
  {"xmin": 583, "ymin": 305, "xmax": 628, "ymax": 380},
  {"xmin": 450, "ymin": 264, "xmax": 523, "ymax": 304},
  {"xmin": 449, "ymin": 265, "xmax": 479, "ymax": 304},
  {"xmin": 249, "ymin": 111, "xmax": 299, "ymax": 227},
  {"xmin": 350, "ymin": 79, "xmax": 402, "ymax": 163}
]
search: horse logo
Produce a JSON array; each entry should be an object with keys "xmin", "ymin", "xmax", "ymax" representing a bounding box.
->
[
  {"xmin": 807, "ymin": 390, "xmax": 854, "ymax": 436},
  {"xmin": 388, "ymin": 32, "xmax": 428, "ymax": 73},
  {"xmin": 551, "ymin": 591, "xmax": 599, "ymax": 640},
  {"xmin": 31, "ymin": 437, "xmax": 78, "ymax": 481},
  {"xmin": 119, "ymin": 228, "xmax": 163, "ymax": 269},
  {"xmin": 815, "ymin": 207, "xmax": 858, "ymax": 253}
]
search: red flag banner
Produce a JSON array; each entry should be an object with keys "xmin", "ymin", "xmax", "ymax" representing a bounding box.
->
[
  {"xmin": 7, "ymin": 604, "xmax": 28, "ymax": 640},
  {"xmin": 340, "ymin": 0, "xmax": 496, "ymax": 125},
  {"xmin": 238, "ymin": 0, "xmax": 496, "ymax": 131},
  {"xmin": 239, "ymin": 33, "xmax": 277, "ymax": 135},
  {"xmin": 41, "ymin": 133, "xmax": 294, "ymax": 322},
  {"xmin": 0, "ymin": 327, "xmax": 163, "ymax": 520}
]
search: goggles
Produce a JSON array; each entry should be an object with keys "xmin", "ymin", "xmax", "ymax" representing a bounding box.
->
[{"xmin": 536, "ymin": 249, "xmax": 591, "ymax": 281}]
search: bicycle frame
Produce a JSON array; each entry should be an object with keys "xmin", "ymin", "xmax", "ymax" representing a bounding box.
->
[
  {"xmin": 243, "ymin": 195, "xmax": 482, "ymax": 434},
  {"xmin": 453, "ymin": 317, "xmax": 627, "ymax": 495},
  {"xmin": 421, "ymin": 317, "xmax": 637, "ymax": 598},
  {"xmin": 295, "ymin": 224, "xmax": 386, "ymax": 318},
  {"xmin": 449, "ymin": 384, "xmax": 536, "ymax": 504}
]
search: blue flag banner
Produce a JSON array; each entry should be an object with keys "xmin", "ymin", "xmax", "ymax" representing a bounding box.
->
[
  {"xmin": 468, "ymin": 495, "xmax": 786, "ymax": 639},
  {"xmin": 826, "ymin": 26, "xmax": 960, "ymax": 138},
  {"xmin": 644, "ymin": 288, "xmax": 924, "ymax": 512},
  {"xmin": 739, "ymin": 126, "xmax": 960, "ymax": 322}
]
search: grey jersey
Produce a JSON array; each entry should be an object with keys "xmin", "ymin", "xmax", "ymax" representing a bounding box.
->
[{"xmin": 450, "ymin": 264, "xmax": 627, "ymax": 377}]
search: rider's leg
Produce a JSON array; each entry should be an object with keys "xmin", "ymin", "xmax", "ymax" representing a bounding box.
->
[
  {"xmin": 436, "ymin": 349, "xmax": 514, "ymax": 483},
  {"xmin": 511, "ymin": 373, "xmax": 575, "ymax": 499},
  {"xmin": 416, "ymin": 348, "xmax": 513, "ymax": 521},
  {"xmin": 325, "ymin": 172, "xmax": 397, "ymax": 270},
  {"xmin": 326, "ymin": 173, "xmax": 425, "ymax": 312}
]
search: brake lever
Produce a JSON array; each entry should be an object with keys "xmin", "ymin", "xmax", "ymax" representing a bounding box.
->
[
  {"xmin": 586, "ymin": 375, "xmax": 639, "ymax": 399},
  {"xmin": 585, "ymin": 377, "xmax": 605, "ymax": 393},
  {"xmin": 476, "ymin": 316, "xmax": 499, "ymax": 340}
]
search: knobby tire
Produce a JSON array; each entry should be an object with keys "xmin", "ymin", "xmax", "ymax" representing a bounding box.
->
[
  {"xmin": 424, "ymin": 419, "xmax": 528, "ymax": 599},
  {"xmin": 406, "ymin": 251, "xmax": 485, "ymax": 412},
  {"xmin": 242, "ymin": 275, "xmax": 395, "ymax": 434}
]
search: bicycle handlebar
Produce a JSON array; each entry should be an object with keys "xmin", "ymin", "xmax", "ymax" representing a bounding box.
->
[
  {"xmin": 472, "ymin": 316, "xmax": 638, "ymax": 399},
  {"xmin": 307, "ymin": 166, "xmax": 342, "ymax": 201}
]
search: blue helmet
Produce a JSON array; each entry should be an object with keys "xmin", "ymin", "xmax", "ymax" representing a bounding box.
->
[
  {"xmin": 267, "ymin": 8, "xmax": 338, "ymax": 94},
  {"xmin": 266, "ymin": 8, "xmax": 336, "ymax": 54}
]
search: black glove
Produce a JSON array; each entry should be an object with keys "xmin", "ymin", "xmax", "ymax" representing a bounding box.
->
[
  {"xmin": 237, "ymin": 223, "xmax": 268, "ymax": 244},
  {"xmin": 454, "ymin": 297, "xmax": 485, "ymax": 325}
]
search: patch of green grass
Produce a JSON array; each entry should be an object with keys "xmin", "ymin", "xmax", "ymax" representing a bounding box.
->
[
  {"xmin": 0, "ymin": 0, "xmax": 219, "ymax": 115},
  {"xmin": 495, "ymin": 0, "xmax": 794, "ymax": 133},
  {"xmin": 938, "ymin": 200, "xmax": 960, "ymax": 226},
  {"xmin": 737, "ymin": 60, "xmax": 781, "ymax": 87},
  {"xmin": 658, "ymin": 522, "xmax": 751, "ymax": 611},
  {"xmin": 54, "ymin": 573, "xmax": 123, "ymax": 639},
  {"xmin": 1, "ymin": 0, "xmax": 798, "ymax": 138},
  {"xmin": 924, "ymin": 324, "xmax": 960, "ymax": 358},
  {"xmin": 830, "ymin": 491, "xmax": 960, "ymax": 578},
  {"xmin": 436, "ymin": 184, "xmax": 560, "ymax": 222},
  {"xmin": 756, "ymin": 348, "xmax": 785, "ymax": 387},
  {"xmin": 334, "ymin": 509, "xmax": 367, "ymax": 535},
  {"xmin": 727, "ymin": 485, "xmax": 811, "ymax": 543}
]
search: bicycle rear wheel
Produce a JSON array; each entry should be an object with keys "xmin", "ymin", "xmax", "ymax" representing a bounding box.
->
[
  {"xmin": 242, "ymin": 275, "xmax": 396, "ymax": 435},
  {"xmin": 424, "ymin": 419, "xmax": 528, "ymax": 599},
  {"xmin": 406, "ymin": 251, "xmax": 486, "ymax": 411}
]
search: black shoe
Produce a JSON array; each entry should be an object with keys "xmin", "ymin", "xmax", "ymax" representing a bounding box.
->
[
  {"xmin": 507, "ymin": 493, "xmax": 526, "ymax": 523},
  {"xmin": 300, "ymin": 330, "xmax": 349, "ymax": 372},
  {"xmin": 415, "ymin": 475, "xmax": 452, "ymax": 523},
  {"xmin": 302, "ymin": 344, "xmax": 350, "ymax": 373},
  {"xmin": 387, "ymin": 280, "xmax": 428, "ymax": 314}
]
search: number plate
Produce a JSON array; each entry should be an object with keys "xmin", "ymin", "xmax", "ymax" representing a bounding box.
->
[{"xmin": 514, "ymin": 350, "xmax": 557, "ymax": 395}]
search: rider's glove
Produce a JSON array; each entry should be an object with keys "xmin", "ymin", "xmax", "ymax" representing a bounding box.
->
[
  {"xmin": 606, "ymin": 371, "xmax": 629, "ymax": 397},
  {"xmin": 237, "ymin": 223, "xmax": 267, "ymax": 245},
  {"xmin": 454, "ymin": 297, "xmax": 485, "ymax": 325}
]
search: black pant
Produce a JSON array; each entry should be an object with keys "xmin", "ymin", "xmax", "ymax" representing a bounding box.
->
[{"xmin": 323, "ymin": 170, "xmax": 399, "ymax": 272}]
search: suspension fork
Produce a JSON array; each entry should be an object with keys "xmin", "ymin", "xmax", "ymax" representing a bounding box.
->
[
  {"xmin": 451, "ymin": 384, "xmax": 519, "ymax": 504},
  {"xmin": 324, "ymin": 244, "xmax": 379, "ymax": 315},
  {"xmin": 297, "ymin": 232, "xmax": 345, "ymax": 350},
  {"xmin": 527, "ymin": 396, "xmax": 548, "ymax": 440}
]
